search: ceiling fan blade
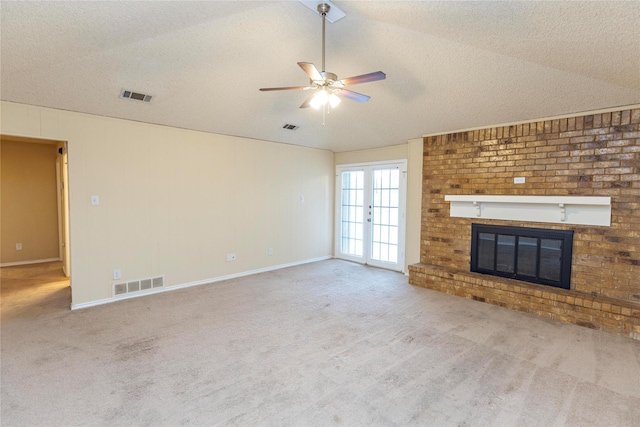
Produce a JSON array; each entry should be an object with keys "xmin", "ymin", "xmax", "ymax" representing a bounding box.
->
[
  {"xmin": 339, "ymin": 71, "xmax": 386, "ymax": 86},
  {"xmin": 299, "ymin": 92, "xmax": 317, "ymax": 108},
  {"xmin": 336, "ymin": 89, "xmax": 370, "ymax": 103},
  {"xmin": 259, "ymin": 86, "xmax": 313, "ymax": 91},
  {"xmin": 298, "ymin": 62, "xmax": 323, "ymax": 81}
]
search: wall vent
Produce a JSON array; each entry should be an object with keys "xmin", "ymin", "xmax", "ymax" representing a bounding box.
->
[
  {"xmin": 140, "ymin": 278, "xmax": 152, "ymax": 290},
  {"xmin": 113, "ymin": 276, "xmax": 164, "ymax": 297},
  {"xmin": 282, "ymin": 124, "xmax": 298, "ymax": 130},
  {"xmin": 127, "ymin": 281, "xmax": 140, "ymax": 293},
  {"xmin": 120, "ymin": 89, "xmax": 153, "ymax": 103}
]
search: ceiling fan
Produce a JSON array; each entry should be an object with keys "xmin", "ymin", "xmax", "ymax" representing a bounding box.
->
[{"xmin": 259, "ymin": 2, "xmax": 386, "ymax": 110}]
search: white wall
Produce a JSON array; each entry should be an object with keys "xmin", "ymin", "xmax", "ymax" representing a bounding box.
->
[
  {"xmin": 335, "ymin": 141, "xmax": 422, "ymax": 272},
  {"xmin": 1, "ymin": 101, "xmax": 334, "ymax": 306}
]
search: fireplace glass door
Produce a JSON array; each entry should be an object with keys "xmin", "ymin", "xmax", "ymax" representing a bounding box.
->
[{"xmin": 471, "ymin": 224, "xmax": 573, "ymax": 289}]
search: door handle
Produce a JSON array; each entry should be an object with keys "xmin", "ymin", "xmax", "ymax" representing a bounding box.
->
[{"xmin": 367, "ymin": 218, "xmax": 371, "ymax": 222}]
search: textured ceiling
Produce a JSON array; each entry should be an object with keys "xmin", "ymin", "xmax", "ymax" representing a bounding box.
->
[{"xmin": 1, "ymin": 1, "xmax": 639, "ymax": 152}]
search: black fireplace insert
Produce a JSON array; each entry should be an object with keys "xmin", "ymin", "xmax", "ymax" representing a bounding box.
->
[{"xmin": 470, "ymin": 224, "xmax": 573, "ymax": 290}]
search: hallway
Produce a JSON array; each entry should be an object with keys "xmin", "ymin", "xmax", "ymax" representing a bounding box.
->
[{"xmin": 1, "ymin": 261, "xmax": 70, "ymax": 321}]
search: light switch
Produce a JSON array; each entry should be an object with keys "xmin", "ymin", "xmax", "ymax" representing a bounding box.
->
[{"xmin": 91, "ymin": 195, "xmax": 99, "ymax": 205}]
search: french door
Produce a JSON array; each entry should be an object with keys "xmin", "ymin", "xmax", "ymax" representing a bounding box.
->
[{"xmin": 335, "ymin": 161, "xmax": 407, "ymax": 272}]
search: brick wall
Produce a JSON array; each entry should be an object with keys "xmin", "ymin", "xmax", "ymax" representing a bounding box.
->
[{"xmin": 408, "ymin": 108, "xmax": 640, "ymax": 339}]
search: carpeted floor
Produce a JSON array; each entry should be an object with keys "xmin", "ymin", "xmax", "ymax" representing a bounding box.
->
[{"xmin": 1, "ymin": 259, "xmax": 639, "ymax": 426}]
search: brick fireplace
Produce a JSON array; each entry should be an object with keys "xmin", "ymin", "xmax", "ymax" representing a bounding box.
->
[{"xmin": 408, "ymin": 108, "xmax": 640, "ymax": 339}]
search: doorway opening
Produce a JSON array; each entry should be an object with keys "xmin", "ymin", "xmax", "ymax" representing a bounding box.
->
[
  {"xmin": 0, "ymin": 135, "xmax": 71, "ymax": 309},
  {"xmin": 335, "ymin": 161, "xmax": 407, "ymax": 272}
]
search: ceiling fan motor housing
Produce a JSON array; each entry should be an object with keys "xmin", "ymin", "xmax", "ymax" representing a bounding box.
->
[{"xmin": 317, "ymin": 71, "xmax": 339, "ymax": 85}]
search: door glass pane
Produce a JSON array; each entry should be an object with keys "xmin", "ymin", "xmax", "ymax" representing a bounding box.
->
[
  {"xmin": 389, "ymin": 226, "xmax": 398, "ymax": 245},
  {"xmin": 389, "ymin": 208, "xmax": 399, "ymax": 226},
  {"xmin": 496, "ymin": 235, "xmax": 516, "ymax": 273},
  {"xmin": 389, "ymin": 245, "xmax": 398, "ymax": 263},
  {"xmin": 540, "ymin": 239, "xmax": 562, "ymax": 281},
  {"xmin": 382, "ymin": 170, "xmax": 390, "ymax": 188},
  {"xmin": 371, "ymin": 168, "xmax": 400, "ymax": 263},
  {"xmin": 356, "ymin": 189, "xmax": 363, "ymax": 207},
  {"xmin": 382, "ymin": 189, "xmax": 390, "ymax": 207},
  {"xmin": 390, "ymin": 189, "xmax": 399, "ymax": 208},
  {"xmin": 372, "ymin": 242, "xmax": 380, "ymax": 259},
  {"xmin": 374, "ymin": 187, "xmax": 381, "ymax": 206},
  {"xmin": 381, "ymin": 208, "xmax": 390, "ymax": 226},
  {"xmin": 380, "ymin": 225, "xmax": 389, "ymax": 243},
  {"xmin": 517, "ymin": 237, "xmax": 537, "ymax": 277},
  {"xmin": 390, "ymin": 170, "xmax": 399, "ymax": 188},
  {"xmin": 381, "ymin": 244, "xmax": 389, "ymax": 261},
  {"xmin": 355, "ymin": 207, "xmax": 363, "ymax": 222},
  {"xmin": 341, "ymin": 171, "xmax": 364, "ymax": 257}
]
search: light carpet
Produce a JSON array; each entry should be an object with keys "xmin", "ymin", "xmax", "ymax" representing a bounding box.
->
[{"xmin": 1, "ymin": 259, "xmax": 639, "ymax": 426}]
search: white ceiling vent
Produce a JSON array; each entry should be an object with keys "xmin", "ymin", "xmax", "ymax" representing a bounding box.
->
[
  {"xmin": 121, "ymin": 89, "xmax": 153, "ymax": 103},
  {"xmin": 283, "ymin": 124, "xmax": 299, "ymax": 130}
]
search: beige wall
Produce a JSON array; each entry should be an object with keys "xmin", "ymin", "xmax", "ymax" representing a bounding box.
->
[
  {"xmin": 1, "ymin": 101, "xmax": 334, "ymax": 306},
  {"xmin": 405, "ymin": 139, "xmax": 423, "ymax": 271},
  {"xmin": 1, "ymin": 138, "xmax": 60, "ymax": 264},
  {"xmin": 334, "ymin": 141, "xmax": 422, "ymax": 272},
  {"xmin": 335, "ymin": 144, "xmax": 407, "ymax": 165}
]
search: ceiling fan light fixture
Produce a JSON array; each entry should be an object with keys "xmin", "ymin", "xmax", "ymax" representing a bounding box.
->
[
  {"xmin": 310, "ymin": 89, "xmax": 329, "ymax": 109},
  {"xmin": 329, "ymin": 93, "xmax": 341, "ymax": 108}
]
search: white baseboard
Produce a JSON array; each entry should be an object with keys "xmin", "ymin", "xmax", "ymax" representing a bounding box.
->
[
  {"xmin": 0, "ymin": 258, "xmax": 61, "ymax": 268},
  {"xmin": 71, "ymin": 255, "xmax": 333, "ymax": 310}
]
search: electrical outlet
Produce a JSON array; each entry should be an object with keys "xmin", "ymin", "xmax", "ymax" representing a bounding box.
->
[
  {"xmin": 16, "ymin": 243, "xmax": 22, "ymax": 251},
  {"xmin": 227, "ymin": 253, "xmax": 236, "ymax": 262},
  {"xmin": 113, "ymin": 269, "xmax": 121, "ymax": 280},
  {"xmin": 268, "ymin": 248, "xmax": 274, "ymax": 256},
  {"xmin": 514, "ymin": 177, "xmax": 526, "ymax": 184}
]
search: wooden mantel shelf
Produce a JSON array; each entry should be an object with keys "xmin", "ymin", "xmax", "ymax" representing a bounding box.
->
[{"xmin": 444, "ymin": 195, "xmax": 611, "ymax": 226}]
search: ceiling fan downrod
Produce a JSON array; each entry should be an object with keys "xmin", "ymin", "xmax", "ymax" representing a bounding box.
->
[{"xmin": 318, "ymin": 3, "xmax": 330, "ymax": 73}]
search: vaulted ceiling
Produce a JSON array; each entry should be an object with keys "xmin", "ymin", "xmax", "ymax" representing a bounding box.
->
[{"xmin": 1, "ymin": 1, "xmax": 639, "ymax": 152}]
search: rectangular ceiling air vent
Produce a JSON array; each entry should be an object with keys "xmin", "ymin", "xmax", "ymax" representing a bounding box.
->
[
  {"xmin": 121, "ymin": 89, "xmax": 153, "ymax": 103},
  {"xmin": 283, "ymin": 124, "xmax": 299, "ymax": 130}
]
